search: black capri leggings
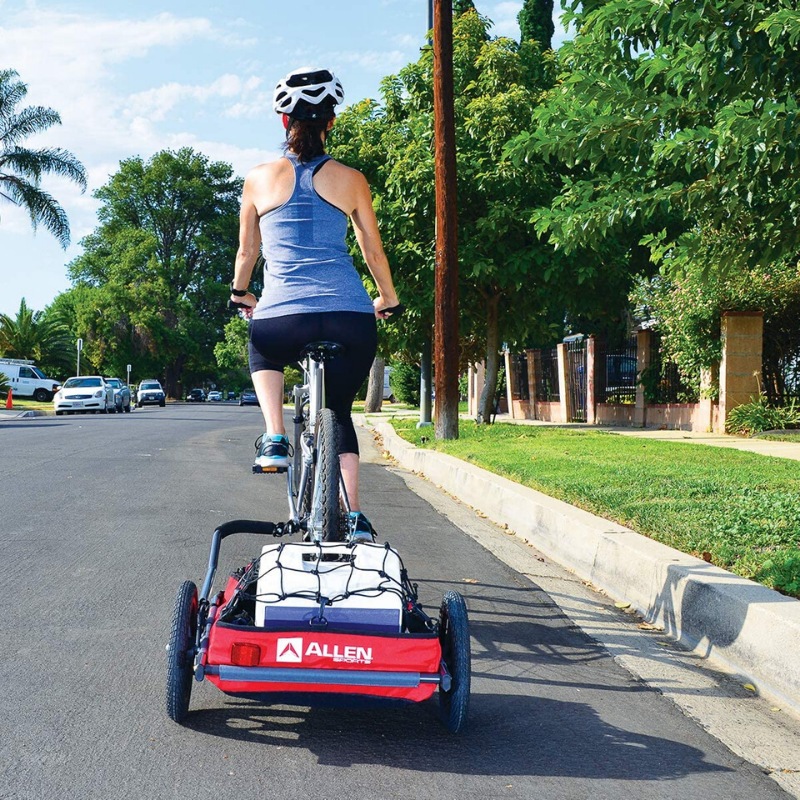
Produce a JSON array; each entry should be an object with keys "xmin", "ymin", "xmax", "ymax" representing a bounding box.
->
[{"xmin": 248, "ymin": 311, "xmax": 378, "ymax": 455}]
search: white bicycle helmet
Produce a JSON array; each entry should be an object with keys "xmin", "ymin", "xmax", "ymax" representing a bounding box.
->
[{"xmin": 273, "ymin": 67, "xmax": 344, "ymax": 119}]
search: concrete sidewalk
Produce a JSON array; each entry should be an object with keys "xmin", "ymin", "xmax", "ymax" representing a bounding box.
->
[{"xmin": 482, "ymin": 413, "xmax": 800, "ymax": 462}]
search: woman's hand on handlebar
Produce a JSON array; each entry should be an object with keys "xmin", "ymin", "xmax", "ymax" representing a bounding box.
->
[
  {"xmin": 374, "ymin": 294, "xmax": 402, "ymax": 320},
  {"xmin": 229, "ymin": 292, "xmax": 257, "ymax": 318}
]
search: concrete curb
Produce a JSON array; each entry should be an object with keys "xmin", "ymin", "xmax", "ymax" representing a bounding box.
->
[{"xmin": 369, "ymin": 419, "xmax": 800, "ymax": 714}]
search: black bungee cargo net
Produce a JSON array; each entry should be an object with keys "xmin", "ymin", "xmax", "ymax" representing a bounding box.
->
[{"xmin": 220, "ymin": 541, "xmax": 435, "ymax": 630}]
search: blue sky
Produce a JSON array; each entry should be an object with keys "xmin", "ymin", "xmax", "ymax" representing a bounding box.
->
[{"xmin": 0, "ymin": 1, "xmax": 568, "ymax": 316}]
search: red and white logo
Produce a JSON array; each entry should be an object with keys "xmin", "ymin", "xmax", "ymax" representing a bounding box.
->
[{"xmin": 276, "ymin": 637, "xmax": 303, "ymax": 663}]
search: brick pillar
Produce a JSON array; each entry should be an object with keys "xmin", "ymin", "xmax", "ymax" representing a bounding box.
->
[
  {"xmin": 586, "ymin": 336, "xmax": 597, "ymax": 425},
  {"xmin": 719, "ymin": 311, "xmax": 763, "ymax": 432},
  {"xmin": 504, "ymin": 351, "xmax": 517, "ymax": 419},
  {"xmin": 698, "ymin": 365, "xmax": 717, "ymax": 432},
  {"xmin": 526, "ymin": 349, "xmax": 537, "ymax": 420},
  {"xmin": 634, "ymin": 329, "xmax": 651, "ymax": 428},
  {"xmin": 557, "ymin": 342, "xmax": 569, "ymax": 423}
]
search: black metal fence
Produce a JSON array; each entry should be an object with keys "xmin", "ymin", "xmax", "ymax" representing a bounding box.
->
[
  {"xmin": 763, "ymin": 330, "xmax": 800, "ymax": 405},
  {"xmin": 596, "ymin": 336, "xmax": 638, "ymax": 404},
  {"xmin": 566, "ymin": 337, "xmax": 587, "ymax": 422},
  {"xmin": 536, "ymin": 347, "xmax": 560, "ymax": 402},
  {"xmin": 647, "ymin": 332, "xmax": 699, "ymax": 404},
  {"xmin": 511, "ymin": 353, "xmax": 530, "ymax": 401}
]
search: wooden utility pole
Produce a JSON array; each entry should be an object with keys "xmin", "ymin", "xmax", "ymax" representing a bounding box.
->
[{"xmin": 432, "ymin": 0, "xmax": 459, "ymax": 440}]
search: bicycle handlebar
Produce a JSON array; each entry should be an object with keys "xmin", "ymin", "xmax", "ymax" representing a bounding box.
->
[{"xmin": 228, "ymin": 299, "xmax": 406, "ymax": 319}]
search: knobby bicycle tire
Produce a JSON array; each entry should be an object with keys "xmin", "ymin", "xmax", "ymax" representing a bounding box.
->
[
  {"xmin": 166, "ymin": 580, "xmax": 198, "ymax": 724},
  {"xmin": 439, "ymin": 590, "xmax": 471, "ymax": 733},
  {"xmin": 315, "ymin": 407, "xmax": 342, "ymax": 541}
]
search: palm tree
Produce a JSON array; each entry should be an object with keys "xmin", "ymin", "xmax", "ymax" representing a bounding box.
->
[
  {"xmin": 0, "ymin": 69, "xmax": 87, "ymax": 247},
  {"xmin": 0, "ymin": 298, "xmax": 74, "ymax": 377}
]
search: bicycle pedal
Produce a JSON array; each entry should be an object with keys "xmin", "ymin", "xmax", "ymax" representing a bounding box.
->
[{"xmin": 252, "ymin": 465, "xmax": 288, "ymax": 474}]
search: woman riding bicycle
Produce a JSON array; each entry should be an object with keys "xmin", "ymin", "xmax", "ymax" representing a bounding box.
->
[{"xmin": 229, "ymin": 66, "xmax": 400, "ymax": 541}]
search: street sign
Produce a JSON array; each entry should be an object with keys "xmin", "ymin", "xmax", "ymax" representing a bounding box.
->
[{"xmin": 76, "ymin": 338, "xmax": 83, "ymax": 352}]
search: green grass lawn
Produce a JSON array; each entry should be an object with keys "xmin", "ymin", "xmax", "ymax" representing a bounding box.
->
[
  {"xmin": 5, "ymin": 397, "xmax": 52, "ymax": 411},
  {"xmin": 756, "ymin": 432, "xmax": 800, "ymax": 443},
  {"xmin": 392, "ymin": 420, "xmax": 800, "ymax": 597}
]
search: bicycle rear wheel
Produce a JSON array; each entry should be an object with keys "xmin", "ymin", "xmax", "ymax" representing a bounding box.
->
[{"xmin": 313, "ymin": 407, "xmax": 342, "ymax": 541}]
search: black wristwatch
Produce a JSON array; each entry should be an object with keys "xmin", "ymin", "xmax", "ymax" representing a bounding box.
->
[{"xmin": 229, "ymin": 281, "xmax": 248, "ymax": 297}]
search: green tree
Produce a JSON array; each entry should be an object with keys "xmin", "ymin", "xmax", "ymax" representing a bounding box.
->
[
  {"xmin": 67, "ymin": 148, "xmax": 241, "ymax": 395},
  {"xmin": 509, "ymin": 1, "xmax": 800, "ymax": 281},
  {"xmin": 214, "ymin": 314, "xmax": 249, "ymax": 375},
  {"xmin": 0, "ymin": 69, "xmax": 86, "ymax": 246},
  {"xmin": 0, "ymin": 297, "xmax": 73, "ymax": 377},
  {"xmin": 518, "ymin": 0, "xmax": 555, "ymax": 50},
  {"xmin": 453, "ymin": 0, "xmax": 476, "ymax": 16},
  {"xmin": 330, "ymin": 12, "xmax": 570, "ymax": 422}
]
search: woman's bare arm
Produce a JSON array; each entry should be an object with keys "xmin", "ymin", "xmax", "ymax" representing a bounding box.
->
[
  {"xmin": 230, "ymin": 171, "xmax": 262, "ymax": 311},
  {"xmin": 350, "ymin": 173, "xmax": 400, "ymax": 318}
]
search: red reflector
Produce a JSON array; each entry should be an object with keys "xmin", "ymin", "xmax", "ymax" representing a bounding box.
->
[{"xmin": 231, "ymin": 643, "xmax": 261, "ymax": 666}]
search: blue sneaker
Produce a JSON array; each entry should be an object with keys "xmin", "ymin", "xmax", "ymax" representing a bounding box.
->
[
  {"xmin": 348, "ymin": 511, "xmax": 376, "ymax": 543},
  {"xmin": 254, "ymin": 433, "xmax": 290, "ymax": 469}
]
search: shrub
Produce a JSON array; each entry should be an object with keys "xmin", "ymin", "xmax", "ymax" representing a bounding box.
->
[
  {"xmin": 0, "ymin": 371, "xmax": 9, "ymax": 396},
  {"xmin": 390, "ymin": 361, "xmax": 420, "ymax": 405},
  {"xmin": 725, "ymin": 396, "xmax": 800, "ymax": 436}
]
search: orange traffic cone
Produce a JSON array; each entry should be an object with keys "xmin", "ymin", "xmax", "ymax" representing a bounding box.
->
[{"xmin": 5, "ymin": 388, "xmax": 12, "ymax": 409}]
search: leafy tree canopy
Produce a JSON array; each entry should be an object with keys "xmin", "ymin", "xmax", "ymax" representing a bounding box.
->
[
  {"xmin": 518, "ymin": 0, "xmax": 555, "ymax": 50},
  {"xmin": 508, "ymin": 1, "xmax": 800, "ymax": 280},
  {"xmin": 329, "ymin": 13, "xmax": 562, "ymax": 361},
  {"xmin": 65, "ymin": 147, "xmax": 241, "ymax": 394}
]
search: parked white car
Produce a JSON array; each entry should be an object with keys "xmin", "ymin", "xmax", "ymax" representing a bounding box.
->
[
  {"xmin": 137, "ymin": 380, "xmax": 166, "ymax": 407},
  {"xmin": 54, "ymin": 376, "xmax": 115, "ymax": 415},
  {"xmin": 0, "ymin": 358, "xmax": 61, "ymax": 402},
  {"xmin": 208, "ymin": 390, "xmax": 222, "ymax": 402}
]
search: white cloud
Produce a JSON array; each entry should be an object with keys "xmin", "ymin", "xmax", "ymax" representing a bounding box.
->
[
  {"xmin": 392, "ymin": 33, "xmax": 420, "ymax": 48},
  {"xmin": 330, "ymin": 49, "xmax": 409, "ymax": 72},
  {"xmin": 125, "ymin": 74, "xmax": 263, "ymax": 122}
]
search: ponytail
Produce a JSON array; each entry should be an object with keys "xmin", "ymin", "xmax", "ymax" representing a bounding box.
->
[{"xmin": 284, "ymin": 117, "xmax": 330, "ymax": 162}]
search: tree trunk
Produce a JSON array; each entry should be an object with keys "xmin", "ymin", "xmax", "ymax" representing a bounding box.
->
[
  {"xmin": 364, "ymin": 356, "xmax": 385, "ymax": 413},
  {"xmin": 163, "ymin": 355, "xmax": 186, "ymax": 400},
  {"xmin": 478, "ymin": 295, "xmax": 501, "ymax": 424}
]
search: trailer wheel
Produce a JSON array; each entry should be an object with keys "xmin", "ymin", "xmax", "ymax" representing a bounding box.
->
[
  {"xmin": 166, "ymin": 580, "xmax": 198, "ymax": 724},
  {"xmin": 438, "ymin": 590, "xmax": 471, "ymax": 733}
]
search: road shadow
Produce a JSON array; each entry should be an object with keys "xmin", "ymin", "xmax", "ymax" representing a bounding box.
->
[
  {"xmin": 183, "ymin": 692, "xmax": 727, "ymax": 780},
  {"xmin": 0, "ymin": 421, "xmax": 67, "ymax": 430}
]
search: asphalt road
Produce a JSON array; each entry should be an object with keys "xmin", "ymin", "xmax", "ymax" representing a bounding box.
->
[{"xmin": 0, "ymin": 404, "xmax": 790, "ymax": 800}]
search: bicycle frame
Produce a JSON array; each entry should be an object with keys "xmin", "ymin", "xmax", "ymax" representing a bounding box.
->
[{"xmin": 286, "ymin": 355, "xmax": 352, "ymax": 541}]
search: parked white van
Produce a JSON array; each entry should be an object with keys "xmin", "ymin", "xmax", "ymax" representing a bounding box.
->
[{"xmin": 0, "ymin": 358, "xmax": 61, "ymax": 402}]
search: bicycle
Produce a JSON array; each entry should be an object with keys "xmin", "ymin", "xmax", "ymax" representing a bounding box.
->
[{"xmin": 230, "ymin": 300, "xmax": 404, "ymax": 543}]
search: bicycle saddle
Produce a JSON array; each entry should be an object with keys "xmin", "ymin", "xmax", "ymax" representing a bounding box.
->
[{"xmin": 300, "ymin": 341, "xmax": 345, "ymax": 362}]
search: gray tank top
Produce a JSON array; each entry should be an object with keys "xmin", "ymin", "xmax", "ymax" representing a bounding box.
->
[{"xmin": 252, "ymin": 152, "xmax": 374, "ymax": 319}]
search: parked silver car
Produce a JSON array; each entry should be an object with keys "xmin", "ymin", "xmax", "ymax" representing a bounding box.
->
[{"xmin": 104, "ymin": 377, "xmax": 132, "ymax": 412}]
